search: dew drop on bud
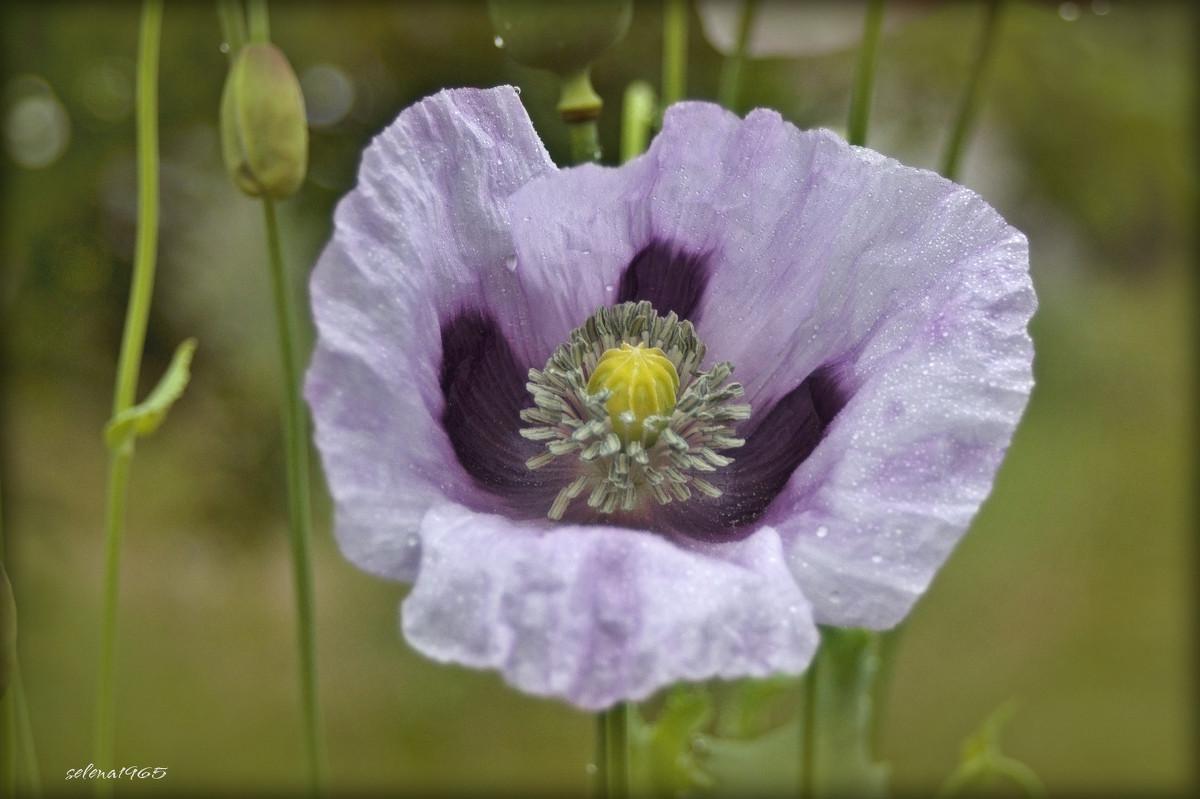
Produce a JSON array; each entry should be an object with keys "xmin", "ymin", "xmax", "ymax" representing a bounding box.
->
[{"xmin": 493, "ymin": 35, "xmax": 505, "ymax": 48}]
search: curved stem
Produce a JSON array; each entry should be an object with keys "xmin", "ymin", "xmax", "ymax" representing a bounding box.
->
[
  {"xmin": 262, "ymin": 197, "xmax": 327, "ymax": 796},
  {"xmin": 846, "ymin": 0, "xmax": 886, "ymax": 147},
  {"xmin": 716, "ymin": 0, "xmax": 759, "ymax": 111},
  {"xmin": 93, "ymin": 4, "xmax": 162, "ymax": 795},
  {"xmin": 111, "ymin": 0, "xmax": 162, "ymax": 417},
  {"xmin": 941, "ymin": 0, "xmax": 1005, "ymax": 182},
  {"xmin": 662, "ymin": 0, "xmax": 688, "ymax": 107}
]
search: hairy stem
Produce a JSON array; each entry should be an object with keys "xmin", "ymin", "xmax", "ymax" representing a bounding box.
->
[
  {"xmin": 847, "ymin": 0, "xmax": 886, "ymax": 147},
  {"xmin": 941, "ymin": 0, "xmax": 1005, "ymax": 181},
  {"xmin": 93, "ymin": 5, "xmax": 163, "ymax": 796},
  {"xmin": 662, "ymin": 0, "xmax": 688, "ymax": 106},
  {"xmin": 716, "ymin": 0, "xmax": 759, "ymax": 111},
  {"xmin": 262, "ymin": 197, "xmax": 327, "ymax": 796}
]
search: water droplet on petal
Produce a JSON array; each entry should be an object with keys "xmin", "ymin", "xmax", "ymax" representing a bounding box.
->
[
  {"xmin": 815, "ymin": 525, "xmax": 829, "ymax": 538},
  {"xmin": 506, "ymin": 255, "xmax": 518, "ymax": 271}
]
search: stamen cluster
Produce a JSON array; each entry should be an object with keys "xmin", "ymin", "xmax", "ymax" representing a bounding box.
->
[{"xmin": 520, "ymin": 301, "xmax": 750, "ymax": 520}]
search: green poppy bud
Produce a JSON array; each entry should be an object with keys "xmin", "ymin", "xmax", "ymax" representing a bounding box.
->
[
  {"xmin": 488, "ymin": 0, "xmax": 632, "ymax": 78},
  {"xmin": 1, "ymin": 561, "xmax": 15, "ymax": 700},
  {"xmin": 220, "ymin": 43, "xmax": 308, "ymax": 199}
]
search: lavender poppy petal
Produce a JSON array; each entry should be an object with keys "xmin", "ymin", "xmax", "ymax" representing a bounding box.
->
[
  {"xmin": 305, "ymin": 86, "xmax": 558, "ymax": 580},
  {"xmin": 770, "ymin": 221, "xmax": 1035, "ymax": 629},
  {"xmin": 502, "ymin": 104, "xmax": 893, "ymax": 409},
  {"xmin": 402, "ymin": 503, "xmax": 818, "ymax": 710}
]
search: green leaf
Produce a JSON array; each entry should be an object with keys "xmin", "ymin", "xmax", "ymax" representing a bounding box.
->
[
  {"xmin": 700, "ymin": 718, "xmax": 801, "ymax": 798},
  {"xmin": 935, "ymin": 700, "xmax": 1046, "ymax": 798},
  {"xmin": 629, "ymin": 684, "xmax": 717, "ymax": 797},
  {"xmin": 105, "ymin": 338, "xmax": 198, "ymax": 451}
]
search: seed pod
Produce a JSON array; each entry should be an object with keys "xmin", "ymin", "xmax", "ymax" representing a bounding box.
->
[
  {"xmin": 488, "ymin": 0, "xmax": 632, "ymax": 77},
  {"xmin": 220, "ymin": 43, "xmax": 308, "ymax": 199},
  {"xmin": 587, "ymin": 342, "xmax": 679, "ymax": 446}
]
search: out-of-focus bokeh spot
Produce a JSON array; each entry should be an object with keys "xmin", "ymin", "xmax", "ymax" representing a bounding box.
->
[
  {"xmin": 4, "ymin": 75, "xmax": 70, "ymax": 169},
  {"xmin": 300, "ymin": 64, "xmax": 355, "ymax": 129},
  {"xmin": 74, "ymin": 57, "xmax": 134, "ymax": 127}
]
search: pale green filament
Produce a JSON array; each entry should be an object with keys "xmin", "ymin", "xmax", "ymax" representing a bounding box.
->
[{"xmin": 587, "ymin": 343, "xmax": 679, "ymax": 446}]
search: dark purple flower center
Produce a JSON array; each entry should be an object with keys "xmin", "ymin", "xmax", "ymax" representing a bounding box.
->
[{"xmin": 439, "ymin": 239, "xmax": 849, "ymax": 542}]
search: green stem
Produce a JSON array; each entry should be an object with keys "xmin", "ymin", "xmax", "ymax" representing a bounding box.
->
[
  {"xmin": 567, "ymin": 121, "xmax": 601, "ymax": 165},
  {"xmin": 600, "ymin": 702, "xmax": 630, "ymax": 799},
  {"xmin": 799, "ymin": 657, "xmax": 819, "ymax": 799},
  {"xmin": 662, "ymin": 0, "xmax": 688, "ymax": 107},
  {"xmin": 11, "ymin": 666, "xmax": 40, "ymax": 797},
  {"xmin": 619, "ymin": 80, "xmax": 657, "ymax": 164},
  {"xmin": 798, "ymin": 628, "xmax": 889, "ymax": 798},
  {"xmin": 940, "ymin": 0, "xmax": 1005, "ymax": 182},
  {"xmin": 593, "ymin": 711, "xmax": 608, "ymax": 798},
  {"xmin": 215, "ymin": 0, "xmax": 247, "ymax": 57},
  {"xmin": 558, "ymin": 68, "xmax": 603, "ymax": 164},
  {"xmin": 716, "ymin": 0, "xmax": 758, "ymax": 111},
  {"xmin": 261, "ymin": 197, "xmax": 327, "ymax": 796},
  {"xmin": 93, "ymin": 4, "xmax": 162, "ymax": 794},
  {"xmin": 247, "ymin": 0, "xmax": 270, "ymax": 44},
  {"xmin": 846, "ymin": 0, "xmax": 886, "ymax": 147}
]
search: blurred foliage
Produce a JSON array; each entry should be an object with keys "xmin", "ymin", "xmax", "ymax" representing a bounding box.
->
[{"xmin": 0, "ymin": 0, "xmax": 1194, "ymax": 795}]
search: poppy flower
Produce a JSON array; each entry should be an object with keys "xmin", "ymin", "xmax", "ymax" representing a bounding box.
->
[{"xmin": 304, "ymin": 86, "xmax": 1034, "ymax": 710}]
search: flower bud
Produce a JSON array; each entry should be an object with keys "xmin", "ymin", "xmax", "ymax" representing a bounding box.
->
[
  {"xmin": 220, "ymin": 43, "xmax": 308, "ymax": 199},
  {"xmin": 488, "ymin": 0, "xmax": 632, "ymax": 77}
]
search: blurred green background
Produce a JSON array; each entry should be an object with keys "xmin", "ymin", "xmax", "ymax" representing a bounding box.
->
[{"xmin": 0, "ymin": 0, "xmax": 1193, "ymax": 795}]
